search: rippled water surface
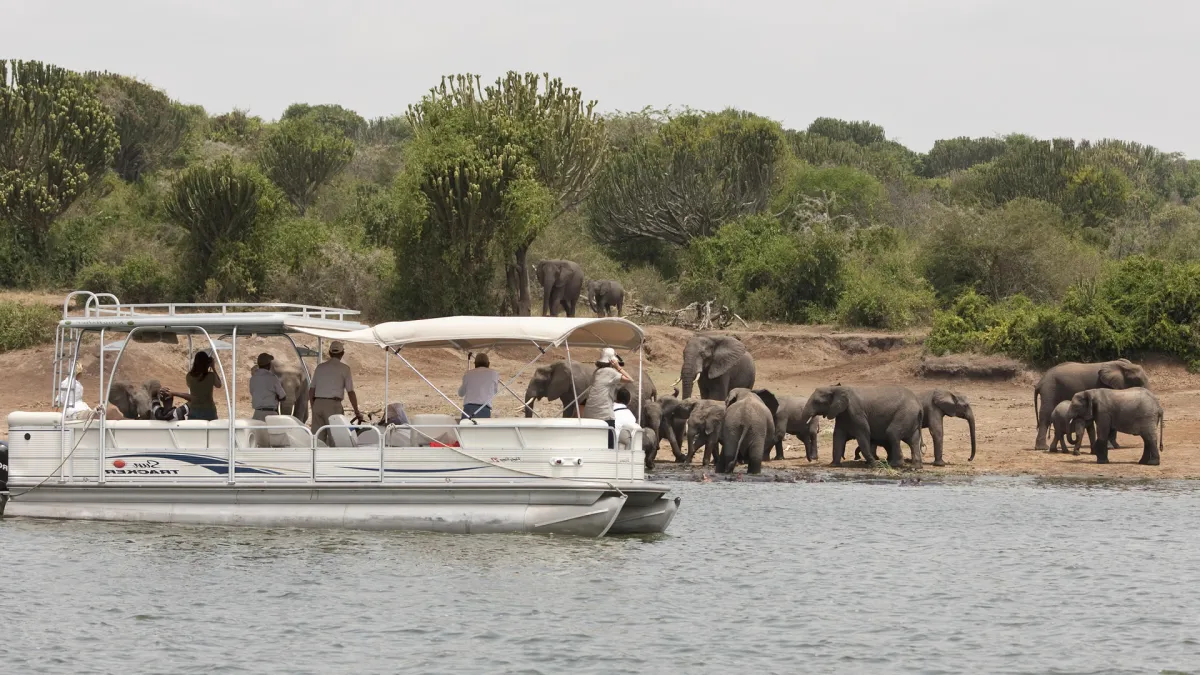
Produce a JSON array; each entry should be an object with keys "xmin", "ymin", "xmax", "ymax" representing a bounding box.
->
[{"xmin": 3, "ymin": 479, "xmax": 1200, "ymax": 674}]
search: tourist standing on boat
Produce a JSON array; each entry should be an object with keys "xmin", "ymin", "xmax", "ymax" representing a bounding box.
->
[
  {"xmin": 249, "ymin": 353, "xmax": 287, "ymax": 421},
  {"xmin": 582, "ymin": 347, "xmax": 632, "ymax": 447},
  {"xmin": 309, "ymin": 341, "xmax": 363, "ymax": 441},
  {"xmin": 458, "ymin": 353, "xmax": 500, "ymax": 419},
  {"xmin": 166, "ymin": 351, "xmax": 222, "ymax": 420},
  {"xmin": 56, "ymin": 362, "xmax": 90, "ymax": 415}
]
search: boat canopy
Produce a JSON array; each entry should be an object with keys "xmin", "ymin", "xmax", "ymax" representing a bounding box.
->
[
  {"xmin": 289, "ymin": 316, "xmax": 645, "ymax": 351},
  {"xmin": 63, "ymin": 311, "xmax": 368, "ymax": 336}
]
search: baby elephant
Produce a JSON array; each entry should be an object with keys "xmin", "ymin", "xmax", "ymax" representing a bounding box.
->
[
  {"xmin": 686, "ymin": 399, "xmax": 726, "ymax": 466},
  {"xmin": 719, "ymin": 388, "xmax": 779, "ymax": 474},
  {"xmin": 1048, "ymin": 400, "xmax": 1084, "ymax": 455},
  {"xmin": 773, "ymin": 394, "xmax": 820, "ymax": 462},
  {"xmin": 1066, "ymin": 388, "xmax": 1163, "ymax": 465}
]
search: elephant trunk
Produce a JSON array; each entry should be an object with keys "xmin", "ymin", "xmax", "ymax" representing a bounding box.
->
[
  {"xmin": 523, "ymin": 387, "xmax": 538, "ymax": 418},
  {"xmin": 800, "ymin": 400, "xmax": 818, "ymax": 428},
  {"xmin": 965, "ymin": 409, "xmax": 977, "ymax": 461},
  {"xmin": 680, "ymin": 350, "xmax": 701, "ymax": 399}
]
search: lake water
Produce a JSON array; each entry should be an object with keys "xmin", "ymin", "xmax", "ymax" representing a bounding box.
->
[{"xmin": 2, "ymin": 478, "xmax": 1199, "ymax": 674}]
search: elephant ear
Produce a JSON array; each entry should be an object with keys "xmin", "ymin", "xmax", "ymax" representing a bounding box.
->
[
  {"xmin": 725, "ymin": 389, "xmax": 743, "ymax": 406},
  {"xmin": 145, "ymin": 379, "xmax": 162, "ymax": 398},
  {"xmin": 708, "ymin": 338, "xmax": 747, "ymax": 379},
  {"xmin": 753, "ymin": 389, "xmax": 780, "ymax": 418},
  {"xmin": 827, "ymin": 389, "xmax": 850, "ymax": 418},
  {"xmin": 932, "ymin": 390, "xmax": 957, "ymax": 414},
  {"xmin": 1098, "ymin": 363, "xmax": 1124, "ymax": 389}
]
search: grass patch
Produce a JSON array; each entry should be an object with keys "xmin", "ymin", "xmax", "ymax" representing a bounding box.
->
[{"xmin": 0, "ymin": 301, "xmax": 58, "ymax": 352}]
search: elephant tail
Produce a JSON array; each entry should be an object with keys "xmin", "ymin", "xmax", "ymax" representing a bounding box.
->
[{"xmin": 1033, "ymin": 389, "xmax": 1041, "ymax": 428}]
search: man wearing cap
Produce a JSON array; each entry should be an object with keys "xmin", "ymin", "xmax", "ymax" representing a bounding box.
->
[
  {"xmin": 582, "ymin": 347, "xmax": 633, "ymax": 448},
  {"xmin": 458, "ymin": 353, "xmax": 501, "ymax": 419},
  {"xmin": 249, "ymin": 353, "xmax": 287, "ymax": 422},
  {"xmin": 308, "ymin": 341, "xmax": 363, "ymax": 442}
]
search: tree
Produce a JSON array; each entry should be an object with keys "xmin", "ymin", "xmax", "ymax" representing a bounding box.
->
[
  {"xmin": 165, "ymin": 156, "xmax": 281, "ymax": 299},
  {"xmin": 1065, "ymin": 164, "xmax": 1131, "ymax": 228},
  {"xmin": 258, "ymin": 116, "xmax": 355, "ymax": 215},
  {"xmin": 407, "ymin": 72, "xmax": 605, "ymax": 315},
  {"xmin": 587, "ymin": 109, "xmax": 784, "ymax": 250},
  {"xmin": 87, "ymin": 72, "xmax": 191, "ymax": 181},
  {"xmin": 806, "ymin": 117, "xmax": 886, "ymax": 146},
  {"xmin": 919, "ymin": 136, "xmax": 1008, "ymax": 177},
  {"xmin": 0, "ymin": 60, "xmax": 118, "ymax": 280},
  {"xmin": 281, "ymin": 103, "xmax": 366, "ymax": 138}
]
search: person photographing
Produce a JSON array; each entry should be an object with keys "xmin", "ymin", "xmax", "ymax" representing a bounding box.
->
[
  {"xmin": 582, "ymin": 347, "xmax": 633, "ymax": 448},
  {"xmin": 164, "ymin": 351, "xmax": 222, "ymax": 420}
]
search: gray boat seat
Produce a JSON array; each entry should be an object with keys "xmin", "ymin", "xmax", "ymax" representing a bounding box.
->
[{"xmin": 264, "ymin": 414, "xmax": 322, "ymax": 449}]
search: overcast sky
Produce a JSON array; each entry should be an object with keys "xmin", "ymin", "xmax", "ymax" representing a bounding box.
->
[{"xmin": 4, "ymin": 0, "xmax": 1197, "ymax": 156}]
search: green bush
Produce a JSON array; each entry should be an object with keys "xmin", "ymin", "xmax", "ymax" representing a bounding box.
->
[
  {"xmin": 0, "ymin": 301, "xmax": 57, "ymax": 352},
  {"xmin": 76, "ymin": 253, "xmax": 176, "ymax": 303}
]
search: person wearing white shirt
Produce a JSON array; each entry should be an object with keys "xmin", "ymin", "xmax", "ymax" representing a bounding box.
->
[
  {"xmin": 458, "ymin": 353, "xmax": 501, "ymax": 419},
  {"xmin": 612, "ymin": 387, "xmax": 639, "ymax": 429},
  {"xmin": 57, "ymin": 362, "xmax": 90, "ymax": 415},
  {"xmin": 249, "ymin": 353, "xmax": 287, "ymax": 421}
]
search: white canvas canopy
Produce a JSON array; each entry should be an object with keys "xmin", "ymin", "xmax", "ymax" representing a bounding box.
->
[{"xmin": 287, "ymin": 316, "xmax": 645, "ymax": 351}]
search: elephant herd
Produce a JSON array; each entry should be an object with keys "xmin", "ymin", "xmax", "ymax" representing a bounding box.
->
[
  {"xmin": 531, "ymin": 333, "xmax": 1165, "ymax": 474},
  {"xmin": 535, "ymin": 259, "xmax": 625, "ymax": 318}
]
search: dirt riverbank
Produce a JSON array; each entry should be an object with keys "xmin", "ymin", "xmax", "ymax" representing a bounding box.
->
[{"xmin": 3, "ymin": 319, "xmax": 1198, "ymax": 480}]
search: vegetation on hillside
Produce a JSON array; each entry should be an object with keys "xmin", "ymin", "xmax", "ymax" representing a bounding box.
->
[{"xmin": 4, "ymin": 59, "xmax": 1200, "ymax": 365}]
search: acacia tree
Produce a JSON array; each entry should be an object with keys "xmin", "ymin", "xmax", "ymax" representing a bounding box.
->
[
  {"xmin": 587, "ymin": 109, "xmax": 784, "ymax": 249},
  {"xmin": 407, "ymin": 72, "xmax": 604, "ymax": 315},
  {"xmin": 0, "ymin": 60, "xmax": 118, "ymax": 277},
  {"xmin": 87, "ymin": 72, "xmax": 191, "ymax": 181},
  {"xmin": 259, "ymin": 116, "xmax": 355, "ymax": 215},
  {"xmin": 165, "ymin": 156, "xmax": 281, "ymax": 299}
]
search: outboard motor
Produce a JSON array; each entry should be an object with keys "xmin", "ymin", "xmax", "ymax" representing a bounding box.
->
[{"xmin": 1, "ymin": 439, "xmax": 9, "ymax": 517}]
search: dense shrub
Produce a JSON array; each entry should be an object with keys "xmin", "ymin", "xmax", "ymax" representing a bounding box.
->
[
  {"xmin": 0, "ymin": 301, "xmax": 57, "ymax": 352},
  {"xmin": 75, "ymin": 253, "xmax": 176, "ymax": 303},
  {"xmin": 836, "ymin": 228, "xmax": 935, "ymax": 329}
]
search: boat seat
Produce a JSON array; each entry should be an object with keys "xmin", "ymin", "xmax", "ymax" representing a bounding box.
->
[
  {"xmin": 327, "ymin": 414, "xmax": 370, "ymax": 448},
  {"xmin": 263, "ymin": 415, "xmax": 323, "ymax": 449},
  {"xmin": 409, "ymin": 413, "xmax": 458, "ymax": 446}
]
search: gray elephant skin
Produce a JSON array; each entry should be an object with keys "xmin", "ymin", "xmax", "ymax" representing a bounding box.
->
[
  {"xmin": 802, "ymin": 385, "xmax": 924, "ymax": 468},
  {"xmin": 686, "ymin": 399, "xmax": 725, "ymax": 465},
  {"xmin": 680, "ymin": 334, "xmax": 756, "ymax": 401},
  {"xmin": 1066, "ymin": 387, "xmax": 1163, "ymax": 465},
  {"xmin": 1033, "ymin": 359, "xmax": 1148, "ymax": 450},
  {"xmin": 858, "ymin": 388, "xmax": 976, "ymax": 466},
  {"xmin": 108, "ymin": 380, "xmax": 162, "ymax": 419},
  {"xmin": 718, "ymin": 388, "xmax": 778, "ymax": 474},
  {"xmin": 586, "ymin": 280, "xmax": 624, "ymax": 317},
  {"xmin": 773, "ymin": 395, "xmax": 820, "ymax": 462},
  {"xmin": 536, "ymin": 260, "xmax": 584, "ymax": 317},
  {"xmin": 1049, "ymin": 400, "xmax": 1084, "ymax": 455},
  {"xmin": 640, "ymin": 401, "xmax": 663, "ymax": 469},
  {"xmin": 641, "ymin": 427, "xmax": 660, "ymax": 471},
  {"xmin": 523, "ymin": 360, "xmax": 657, "ymax": 419},
  {"xmin": 274, "ymin": 367, "xmax": 309, "ymax": 423},
  {"xmin": 657, "ymin": 395, "xmax": 695, "ymax": 463}
]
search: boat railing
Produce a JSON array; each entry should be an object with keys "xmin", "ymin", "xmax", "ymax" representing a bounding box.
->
[
  {"xmin": 59, "ymin": 290, "xmax": 360, "ymax": 322},
  {"xmin": 36, "ymin": 420, "xmax": 641, "ymax": 484}
]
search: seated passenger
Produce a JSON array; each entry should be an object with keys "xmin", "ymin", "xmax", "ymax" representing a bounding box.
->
[
  {"xmin": 151, "ymin": 391, "xmax": 190, "ymax": 422},
  {"xmin": 613, "ymin": 387, "xmax": 638, "ymax": 429},
  {"xmin": 385, "ymin": 402, "xmax": 410, "ymax": 426}
]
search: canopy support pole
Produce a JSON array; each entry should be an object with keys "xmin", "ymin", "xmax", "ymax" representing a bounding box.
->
[{"xmin": 390, "ymin": 348, "xmax": 470, "ymax": 420}]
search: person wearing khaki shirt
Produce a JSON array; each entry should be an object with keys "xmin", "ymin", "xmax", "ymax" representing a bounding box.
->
[{"xmin": 308, "ymin": 341, "xmax": 363, "ymax": 442}]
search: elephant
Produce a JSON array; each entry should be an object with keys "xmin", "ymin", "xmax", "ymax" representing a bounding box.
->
[
  {"xmin": 641, "ymin": 427, "xmax": 660, "ymax": 471},
  {"xmin": 640, "ymin": 401, "xmax": 663, "ymax": 468},
  {"xmin": 859, "ymin": 389, "xmax": 977, "ymax": 466},
  {"xmin": 1066, "ymin": 388, "xmax": 1163, "ymax": 465},
  {"xmin": 718, "ymin": 388, "xmax": 779, "ymax": 475},
  {"xmin": 657, "ymin": 395, "xmax": 695, "ymax": 463},
  {"xmin": 680, "ymin": 334, "xmax": 756, "ymax": 401},
  {"xmin": 524, "ymin": 360, "xmax": 592, "ymax": 417},
  {"xmin": 535, "ymin": 259, "xmax": 584, "ymax": 317},
  {"xmin": 274, "ymin": 367, "xmax": 309, "ymax": 423},
  {"xmin": 685, "ymin": 399, "xmax": 726, "ymax": 466},
  {"xmin": 1033, "ymin": 359, "xmax": 1149, "ymax": 450},
  {"xmin": 524, "ymin": 360, "xmax": 657, "ymax": 420},
  {"xmin": 802, "ymin": 385, "xmax": 924, "ymax": 468},
  {"xmin": 772, "ymin": 395, "xmax": 820, "ymax": 462},
  {"xmin": 1049, "ymin": 400, "xmax": 1085, "ymax": 455},
  {"xmin": 107, "ymin": 380, "xmax": 162, "ymax": 420},
  {"xmin": 586, "ymin": 280, "xmax": 625, "ymax": 317}
]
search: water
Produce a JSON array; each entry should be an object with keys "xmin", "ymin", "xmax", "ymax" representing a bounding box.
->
[{"xmin": 3, "ymin": 479, "xmax": 1200, "ymax": 674}]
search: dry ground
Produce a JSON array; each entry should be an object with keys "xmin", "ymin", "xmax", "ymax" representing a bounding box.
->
[{"xmin": 3, "ymin": 309, "xmax": 1198, "ymax": 479}]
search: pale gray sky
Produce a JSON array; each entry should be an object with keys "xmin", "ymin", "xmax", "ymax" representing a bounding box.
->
[{"xmin": 4, "ymin": 0, "xmax": 1197, "ymax": 156}]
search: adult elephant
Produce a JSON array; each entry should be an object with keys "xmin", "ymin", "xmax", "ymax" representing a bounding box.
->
[
  {"xmin": 536, "ymin": 260, "xmax": 584, "ymax": 317},
  {"xmin": 107, "ymin": 380, "xmax": 162, "ymax": 420},
  {"xmin": 1033, "ymin": 359, "xmax": 1149, "ymax": 450},
  {"xmin": 657, "ymin": 395, "xmax": 695, "ymax": 463},
  {"xmin": 1066, "ymin": 388, "xmax": 1163, "ymax": 465},
  {"xmin": 855, "ymin": 389, "xmax": 976, "ymax": 467},
  {"xmin": 524, "ymin": 360, "xmax": 591, "ymax": 417},
  {"xmin": 773, "ymin": 395, "xmax": 820, "ymax": 462},
  {"xmin": 586, "ymin": 280, "xmax": 625, "ymax": 317},
  {"xmin": 274, "ymin": 367, "xmax": 309, "ymax": 423},
  {"xmin": 680, "ymin": 334, "xmax": 756, "ymax": 401},
  {"xmin": 718, "ymin": 388, "xmax": 778, "ymax": 475},
  {"xmin": 802, "ymin": 385, "xmax": 924, "ymax": 468},
  {"xmin": 686, "ymin": 399, "xmax": 725, "ymax": 465}
]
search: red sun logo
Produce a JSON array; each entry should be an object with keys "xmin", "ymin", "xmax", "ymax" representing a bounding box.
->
[{"xmin": 113, "ymin": 459, "xmax": 126, "ymax": 468}]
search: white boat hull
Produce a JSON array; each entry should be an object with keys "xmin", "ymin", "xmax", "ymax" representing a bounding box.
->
[{"xmin": 1, "ymin": 483, "xmax": 678, "ymax": 537}]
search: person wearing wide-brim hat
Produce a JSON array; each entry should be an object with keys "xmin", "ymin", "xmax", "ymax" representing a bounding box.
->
[
  {"xmin": 308, "ymin": 341, "xmax": 363, "ymax": 442},
  {"xmin": 582, "ymin": 347, "xmax": 633, "ymax": 447},
  {"xmin": 249, "ymin": 352, "xmax": 287, "ymax": 422}
]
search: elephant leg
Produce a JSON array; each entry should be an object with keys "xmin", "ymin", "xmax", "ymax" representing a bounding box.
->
[
  {"xmin": 886, "ymin": 439, "xmax": 904, "ymax": 468},
  {"xmin": 1109, "ymin": 428, "xmax": 1121, "ymax": 449},
  {"xmin": 929, "ymin": 417, "xmax": 945, "ymax": 466},
  {"xmin": 831, "ymin": 424, "xmax": 848, "ymax": 466},
  {"xmin": 1035, "ymin": 398, "xmax": 1055, "ymax": 450},
  {"xmin": 858, "ymin": 433, "xmax": 880, "ymax": 466},
  {"xmin": 1092, "ymin": 425, "xmax": 1111, "ymax": 464},
  {"xmin": 1139, "ymin": 433, "xmax": 1160, "ymax": 465},
  {"xmin": 907, "ymin": 428, "xmax": 924, "ymax": 469},
  {"xmin": 747, "ymin": 440, "xmax": 763, "ymax": 475},
  {"xmin": 1085, "ymin": 423, "xmax": 1097, "ymax": 455},
  {"xmin": 1049, "ymin": 430, "xmax": 1061, "ymax": 453}
]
